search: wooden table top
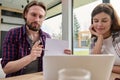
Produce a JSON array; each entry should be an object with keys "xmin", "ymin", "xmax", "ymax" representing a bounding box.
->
[
  {"xmin": 0, "ymin": 72, "xmax": 43, "ymax": 80},
  {"xmin": 0, "ymin": 72, "xmax": 119, "ymax": 80}
]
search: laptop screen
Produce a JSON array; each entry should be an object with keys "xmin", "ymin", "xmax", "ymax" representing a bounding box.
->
[{"xmin": 43, "ymin": 54, "xmax": 115, "ymax": 80}]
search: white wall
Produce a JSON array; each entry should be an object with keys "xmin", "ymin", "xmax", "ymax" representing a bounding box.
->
[
  {"xmin": 1, "ymin": 16, "xmax": 24, "ymax": 25},
  {"xmin": 62, "ymin": 0, "xmax": 73, "ymax": 50},
  {"xmin": 0, "ymin": 24, "xmax": 21, "ymax": 31},
  {"xmin": 0, "ymin": 15, "xmax": 24, "ymax": 31}
]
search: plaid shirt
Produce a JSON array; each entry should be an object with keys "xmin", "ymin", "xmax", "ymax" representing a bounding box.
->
[{"xmin": 1, "ymin": 25, "xmax": 51, "ymax": 77}]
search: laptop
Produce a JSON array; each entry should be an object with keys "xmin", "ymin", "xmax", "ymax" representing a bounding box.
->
[{"xmin": 43, "ymin": 54, "xmax": 115, "ymax": 80}]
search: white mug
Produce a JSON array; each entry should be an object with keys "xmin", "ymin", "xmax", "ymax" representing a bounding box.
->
[{"xmin": 58, "ymin": 68, "xmax": 91, "ymax": 80}]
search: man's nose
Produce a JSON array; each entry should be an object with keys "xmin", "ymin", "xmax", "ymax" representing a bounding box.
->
[{"xmin": 34, "ymin": 16, "xmax": 40, "ymax": 22}]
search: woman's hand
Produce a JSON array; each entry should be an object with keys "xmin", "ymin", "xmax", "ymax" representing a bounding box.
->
[
  {"xmin": 89, "ymin": 25, "xmax": 99, "ymax": 37},
  {"xmin": 89, "ymin": 25, "xmax": 103, "ymax": 54},
  {"xmin": 112, "ymin": 65, "xmax": 120, "ymax": 74}
]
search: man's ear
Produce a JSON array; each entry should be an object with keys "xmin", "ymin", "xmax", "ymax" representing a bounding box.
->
[{"xmin": 24, "ymin": 12, "xmax": 27, "ymax": 19}]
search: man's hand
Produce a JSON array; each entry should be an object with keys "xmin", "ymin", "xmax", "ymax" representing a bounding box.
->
[
  {"xmin": 29, "ymin": 40, "xmax": 43, "ymax": 61},
  {"xmin": 64, "ymin": 49, "xmax": 72, "ymax": 55}
]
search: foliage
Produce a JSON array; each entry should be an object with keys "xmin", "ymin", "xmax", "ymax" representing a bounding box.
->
[{"xmin": 73, "ymin": 14, "xmax": 80, "ymax": 40}]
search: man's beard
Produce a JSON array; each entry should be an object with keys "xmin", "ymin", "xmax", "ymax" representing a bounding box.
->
[{"xmin": 26, "ymin": 22, "xmax": 40, "ymax": 31}]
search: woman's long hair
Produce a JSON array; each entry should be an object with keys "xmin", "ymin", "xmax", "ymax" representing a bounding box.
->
[{"xmin": 91, "ymin": 3, "xmax": 120, "ymax": 38}]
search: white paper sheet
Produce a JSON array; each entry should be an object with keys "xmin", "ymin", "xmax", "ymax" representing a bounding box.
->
[{"xmin": 44, "ymin": 38, "xmax": 69, "ymax": 55}]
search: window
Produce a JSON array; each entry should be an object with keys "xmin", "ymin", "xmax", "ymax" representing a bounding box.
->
[
  {"xmin": 73, "ymin": 0, "xmax": 102, "ymax": 55},
  {"xmin": 42, "ymin": 15, "xmax": 62, "ymax": 39},
  {"xmin": 110, "ymin": 0, "xmax": 120, "ymax": 18}
]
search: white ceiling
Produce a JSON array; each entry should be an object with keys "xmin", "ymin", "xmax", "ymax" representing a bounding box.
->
[
  {"xmin": 0, "ymin": 0, "xmax": 97, "ymax": 18},
  {"xmin": 0, "ymin": 0, "xmax": 61, "ymax": 10},
  {"xmin": 0, "ymin": 0, "xmax": 61, "ymax": 18}
]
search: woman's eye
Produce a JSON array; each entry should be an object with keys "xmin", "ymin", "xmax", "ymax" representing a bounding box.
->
[
  {"xmin": 93, "ymin": 20, "xmax": 98, "ymax": 23},
  {"xmin": 102, "ymin": 20, "xmax": 107, "ymax": 22}
]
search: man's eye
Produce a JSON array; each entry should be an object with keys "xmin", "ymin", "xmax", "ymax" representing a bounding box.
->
[
  {"xmin": 31, "ymin": 13, "xmax": 36, "ymax": 17},
  {"xmin": 39, "ymin": 15, "xmax": 44, "ymax": 19}
]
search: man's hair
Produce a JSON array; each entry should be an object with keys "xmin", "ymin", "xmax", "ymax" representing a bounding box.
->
[{"xmin": 23, "ymin": 1, "xmax": 47, "ymax": 21}]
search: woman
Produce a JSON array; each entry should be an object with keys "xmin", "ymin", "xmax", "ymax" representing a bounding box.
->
[{"xmin": 89, "ymin": 3, "xmax": 120, "ymax": 74}]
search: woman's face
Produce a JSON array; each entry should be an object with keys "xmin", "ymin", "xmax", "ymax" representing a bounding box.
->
[{"xmin": 92, "ymin": 12, "xmax": 112, "ymax": 36}]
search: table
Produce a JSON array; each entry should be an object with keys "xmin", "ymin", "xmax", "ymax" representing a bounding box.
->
[
  {"xmin": 0, "ymin": 72, "xmax": 43, "ymax": 80},
  {"xmin": 0, "ymin": 72, "xmax": 119, "ymax": 80}
]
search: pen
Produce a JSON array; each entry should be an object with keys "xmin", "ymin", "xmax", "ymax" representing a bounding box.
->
[{"xmin": 42, "ymin": 48, "xmax": 62, "ymax": 51}]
